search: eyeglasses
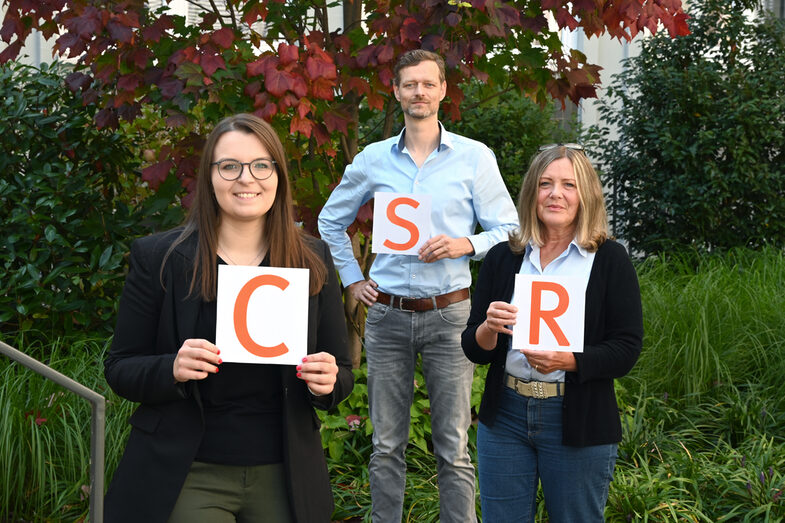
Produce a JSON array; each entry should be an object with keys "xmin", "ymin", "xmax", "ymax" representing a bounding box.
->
[
  {"xmin": 538, "ymin": 143, "xmax": 585, "ymax": 152},
  {"xmin": 211, "ymin": 158, "xmax": 277, "ymax": 181}
]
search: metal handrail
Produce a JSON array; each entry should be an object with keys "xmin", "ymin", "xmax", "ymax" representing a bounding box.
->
[{"xmin": 0, "ymin": 340, "xmax": 104, "ymax": 523}]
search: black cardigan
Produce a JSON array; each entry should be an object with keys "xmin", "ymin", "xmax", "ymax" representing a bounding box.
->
[
  {"xmin": 461, "ymin": 240, "xmax": 642, "ymax": 447},
  {"xmin": 104, "ymin": 228, "xmax": 354, "ymax": 522}
]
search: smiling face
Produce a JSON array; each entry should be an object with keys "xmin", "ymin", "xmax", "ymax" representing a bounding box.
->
[
  {"xmin": 393, "ymin": 60, "xmax": 446, "ymax": 121},
  {"xmin": 536, "ymin": 157, "xmax": 580, "ymax": 237},
  {"xmin": 211, "ymin": 130, "xmax": 278, "ymax": 228}
]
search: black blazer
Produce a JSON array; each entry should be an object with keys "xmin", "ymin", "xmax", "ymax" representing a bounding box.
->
[
  {"xmin": 461, "ymin": 240, "xmax": 643, "ymax": 447},
  {"xmin": 104, "ymin": 228, "xmax": 354, "ymax": 522}
]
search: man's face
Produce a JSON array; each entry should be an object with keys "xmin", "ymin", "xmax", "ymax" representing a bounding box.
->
[{"xmin": 393, "ymin": 60, "xmax": 447, "ymax": 121}]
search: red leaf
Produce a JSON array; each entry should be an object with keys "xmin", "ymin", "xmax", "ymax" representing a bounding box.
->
[
  {"xmin": 117, "ymin": 73, "xmax": 141, "ymax": 91},
  {"xmin": 265, "ymin": 68, "xmax": 295, "ymax": 97},
  {"xmin": 376, "ymin": 42, "xmax": 394, "ymax": 64},
  {"xmin": 446, "ymin": 12, "xmax": 461, "ymax": 27},
  {"xmin": 106, "ymin": 20, "xmax": 133, "ymax": 43},
  {"xmin": 378, "ymin": 67, "xmax": 394, "ymax": 87},
  {"xmin": 297, "ymin": 97, "xmax": 314, "ymax": 119},
  {"xmin": 400, "ymin": 18, "xmax": 422, "ymax": 43},
  {"xmin": 142, "ymin": 15, "xmax": 173, "ymax": 42},
  {"xmin": 259, "ymin": 102, "xmax": 277, "ymax": 121},
  {"xmin": 142, "ymin": 160, "xmax": 174, "ymax": 190},
  {"xmin": 166, "ymin": 112, "xmax": 188, "ymax": 128},
  {"xmin": 245, "ymin": 80, "xmax": 262, "ymax": 98},
  {"xmin": 344, "ymin": 77, "xmax": 370, "ymax": 96},
  {"xmin": 305, "ymin": 55, "xmax": 337, "ymax": 80},
  {"xmin": 323, "ymin": 110, "xmax": 351, "ymax": 134},
  {"xmin": 311, "ymin": 76, "xmax": 335, "ymax": 100},
  {"xmin": 95, "ymin": 108, "xmax": 118, "ymax": 129},
  {"xmin": 130, "ymin": 48, "xmax": 152, "ymax": 69},
  {"xmin": 366, "ymin": 90, "xmax": 386, "ymax": 111},
  {"xmin": 247, "ymin": 55, "xmax": 277, "ymax": 77},
  {"xmin": 290, "ymin": 115, "xmax": 313, "ymax": 138},
  {"xmin": 312, "ymin": 123, "xmax": 331, "ymax": 147},
  {"xmin": 278, "ymin": 92, "xmax": 299, "ymax": 109},
  {"xmin": 64, "ymin": 7, "xmax": 102, "ymax": 38},
  {"xmin": 65, "ymin": 72, "xmax": 92, "ymax": 92},
  {"xmin": 356, "ymin": 45, "xmax": 377, "ymax": 68},
  {"xmin": 158, "ymin": 76, "xmax": 184, "ymax": 99},
  {"xmin": 244, "ymin": 3, "xmax": 268, "ymax": 25},
  {"xmin": 200, "ymin": 52, "xmax": 225, "ymax": 76},
  {"xmin": 1, "ymin": 18, "xmax": 20, "ymax": 43},
  {"xmin": 292, "ymin": 75, "xmax": 308, "ymax": 98},
  {"xmin": 211, "ymin": 27, "xmax": 234, "ymax": 49},
  {"xmin": 278, "ymin": 42, "xmax": 299, "ymax": 65}
]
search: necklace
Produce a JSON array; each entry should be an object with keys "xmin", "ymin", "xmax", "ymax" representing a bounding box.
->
[{"xmin": 217, "ymin": 244, "xmax": 266, "ymax": 266}]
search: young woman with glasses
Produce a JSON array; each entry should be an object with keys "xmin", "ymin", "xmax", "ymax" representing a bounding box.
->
[
  {"xmin": 104, "ymin": 114, "xmax": 353, "ymax": 522},
  {"xmin": 461, "ymin": 144, "xmax": 643, "ymax": 522}
]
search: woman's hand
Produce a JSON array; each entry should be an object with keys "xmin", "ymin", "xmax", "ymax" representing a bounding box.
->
[
  {"xmin": 484, "ymin": 301, "xmax": 518, "ymax": 336},
  {"xmin": 521, "ymin": 348, "xmax": 577, "ymax": 374},
  {"xmin": 475, "ymin": 301, "xmax": 517, "ymax": 350},
  {"xmin": 173, "ymin": 339, "xmax": 221, "ymax": 383},
  {"xmin": 297, "ymin": 352, "xmax": 338, "ymax": 396}
]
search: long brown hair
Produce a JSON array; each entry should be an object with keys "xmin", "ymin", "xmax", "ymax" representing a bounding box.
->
[
  {"xmin": 509, "ymin": 146, "xmax": 608, "ymax": 254},
  {"xmin": 163, "ymin": 114, "xmax": 327, "ymax": 299}
]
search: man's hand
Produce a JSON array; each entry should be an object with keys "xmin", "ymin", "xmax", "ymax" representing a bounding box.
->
[
  {"xmin": 418, "ymin": 235, "xmax": 474, "ymax": 263},
  {"xmin": 348, "ymin": 279, "xmax": 378, "ymax": 306}
]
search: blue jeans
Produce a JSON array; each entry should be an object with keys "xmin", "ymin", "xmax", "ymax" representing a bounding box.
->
[
  {"xmin": 477, "ymin": 387, "xmax": 617, "ymax": 523},
  {"xmin": 365, "ymin": 300, "xmax": 476, "ymax": 523}
]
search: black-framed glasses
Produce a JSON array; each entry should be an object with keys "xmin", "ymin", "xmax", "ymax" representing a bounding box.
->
[
  {"xmin": 538, "ymin": 143, "xmax": 585, "ymax": 152},
  {"xmin": 211, "ymin": 158, "xmax": 277, "ymax": 181}
]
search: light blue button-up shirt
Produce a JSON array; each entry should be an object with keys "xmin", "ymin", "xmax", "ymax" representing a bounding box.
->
[
  {"xmin": 506, "ymin": 240, "xmax": 596, "ymax": 382},
  {"xmin": 318, "ymin": 123, "xmax": 518, "ymax": 298}
]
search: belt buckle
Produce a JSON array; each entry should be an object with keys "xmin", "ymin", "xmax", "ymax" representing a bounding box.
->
[
  {"xmin": 397, "ymin": 297, "xmax": 415, "ymax": 312},
  {"xmin": 531, "ymin": 381, "xmax": 547, "ymax": 399}
]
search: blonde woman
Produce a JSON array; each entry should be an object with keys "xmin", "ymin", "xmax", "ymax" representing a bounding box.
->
[{"xmin": 462, "ymin": 144, "xmax": 643, "ymax": 522}]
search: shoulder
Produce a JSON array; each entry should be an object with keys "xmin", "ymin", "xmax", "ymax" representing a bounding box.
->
[
  {"xmin": 302, "ymin": 232, "xmax": 330, "ymax": 260},
  {"xmin": 130, "ymin": 226, "xmax": 194, "ymax": 268},
  {"xmin": 595, "ymin": 239, "xmax": 631, "ymax": 264},
  {"xmin": 486, "ymin": 241, "xmax": 515, "ymax": 265},
  {"xmin": 357, "ymin": 135, "xmax": 399, "ymax": 157},
  {"xmin": 443, "ymin": 129, "xmax": 494, "ymax": 156}
]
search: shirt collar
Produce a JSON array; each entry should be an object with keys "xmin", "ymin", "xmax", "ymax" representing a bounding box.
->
[
  {"xmin": 394, "ymin": 121, "xmax": 452, "ymax": 153},
  {"xmin": 527, "ymin": 238, "xmax": 589, "ymax": 258}
]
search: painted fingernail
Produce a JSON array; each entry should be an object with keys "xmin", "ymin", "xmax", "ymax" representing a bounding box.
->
[
  {"xmin": 302, "ymin": 357, "xmax": 308, "ymax": 362},
  {"xmin": 296, "ymin": 372, "xmax": 302, "ymax": 378},
  {"xmin": 215, "ymin": 367, "xmax": 220, "ymax": 373},
  {"xmin": 296, "ymin": 365, "xmax": 302, "ymax": 371},
  {"xmin": 218, "ymin": 359, "xmax": 223, "ymax": 365},
  {"xmin": 217, "ymin": 349, "xmax": 221, "ymax": 355}
]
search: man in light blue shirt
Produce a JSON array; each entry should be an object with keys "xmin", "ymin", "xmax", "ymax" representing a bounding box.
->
[{"xmin": 318, "ymin": 49, "xmax": 518, "ymax": 523}]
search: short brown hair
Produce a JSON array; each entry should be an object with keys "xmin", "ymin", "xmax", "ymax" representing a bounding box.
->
[
  {"xmin": 393, "ymin": 49, "xmax": 446, "ymax": 86},
  {"xmin": 509, "ymin": 146, "xmax": 608, "ymax": 253}
]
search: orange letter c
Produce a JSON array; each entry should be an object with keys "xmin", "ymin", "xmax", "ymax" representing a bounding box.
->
[{"xmin": 234, "ymin": 274, "xmax": 290, "ymax": 357}]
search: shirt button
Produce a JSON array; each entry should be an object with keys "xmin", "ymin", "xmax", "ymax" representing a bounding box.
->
[{"xmin": 411, "ymin": 274, "xmax": 416, "ymax": 279}]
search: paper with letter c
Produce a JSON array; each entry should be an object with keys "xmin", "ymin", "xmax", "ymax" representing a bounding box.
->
[
  {"xmin": 372, "ymin": 192, "xmax": 432, "ymax": 255},
  {"xmin": 511, "ymin": 274, "xmax": 586, "ymax": 353},
  {"xmin": 215, "ymin": 265, "xmax": 309, "ymax": 364}
]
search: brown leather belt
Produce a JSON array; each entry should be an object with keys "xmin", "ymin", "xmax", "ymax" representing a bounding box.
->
[
  {"xmin": 505, "ymin": 374, "xmax": 563, "ymax": 399},
  {"xmin": 375, "ymin": 288, "xmax": 469, "ymax": 312}
]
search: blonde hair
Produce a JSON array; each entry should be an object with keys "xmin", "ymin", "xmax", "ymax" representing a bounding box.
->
[{"xmin": 509, "ymin": 146, "xmax": 608, "ymax": 254}]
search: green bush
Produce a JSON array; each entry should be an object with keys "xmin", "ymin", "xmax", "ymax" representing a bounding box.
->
[
  {"xmin": 591, "ymin": 0, "xmax": 785, "ymax": 255},
  {"xmin": 0, "ymin": 62, "xmax": 182, "ymax": 338},
  {"xmin": 451, "ymin": 83, "xmax": 580, "ymax": 200}
]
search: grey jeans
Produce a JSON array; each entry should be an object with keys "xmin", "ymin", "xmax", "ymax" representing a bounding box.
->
[{"xmin": 364, "ymin": 299, "xmax": 476, "ymax": 523}]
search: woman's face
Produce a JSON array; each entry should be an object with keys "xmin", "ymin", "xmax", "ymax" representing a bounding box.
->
[
  {"xmin": 536, "ymin": 157, "xmax": 580, "ymax": 236},
  {"xmin": 211, "ymin": 130, "xmax": 278, "ymax": 227}
]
